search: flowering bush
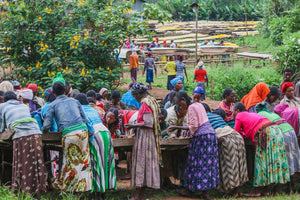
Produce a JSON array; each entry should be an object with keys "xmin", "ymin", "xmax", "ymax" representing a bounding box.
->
[{"xmin": 0, "ymin": 0, "xmax": 170, "ymax": 91}]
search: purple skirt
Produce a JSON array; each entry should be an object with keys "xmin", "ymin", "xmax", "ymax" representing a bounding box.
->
[{"xmin": 184, "ymin": 133, "xmax": 219, "ymax": 191}]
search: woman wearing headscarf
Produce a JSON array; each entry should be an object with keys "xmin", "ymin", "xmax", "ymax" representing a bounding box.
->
[
  {"xmin": 241, "ymin": 82, "xmax": 270, "ymax": 112},
  {"xmin": 18, "ymin": 88, "xmax": 36, "ymax": 112},
  {"xmin": 275, "ymin": 104, "xmax": 300, "ymax": 136},
  {"xmin": 202, "ymin": 104, "xmax": 248, "ymax": 194},
  {"xmin": 0, "ymin": 81, "xmax": 14, "ymax": 92},
  {"xmin": 169, "ymin": 92, "xmax": 219, "ymax": 199},
  {"xmin": 256, "ymin": 102, "xmax": 300, "ymax": 177},
  {"xmin": 280, "ymin": 82, "xmax": 300, "ymax": 107},
  {"xmin": 217, "ymin": 88, "xmax": 236, "ymax": 128},
  {"xmin": 163, "ymin": 76, "xmax": 184, "ymax": 105},
  {"xmin": 99, "ymin": 88, "xmax": 109, "ymax": 102},
  {"xmin": 124, "ymin": 83, "xmax": 161, "ymax": 200},
  {"xmin": 0, "ymin": 91, "xmax": 47, "ymax": 194},
  {"xmin": 233, "ymin": 102, "xmax": 290, "ymax": 197},
  {"xmin": 192, "ymin": 86, "xmax": 205, "ymax": 103},
  {"xmin": 75, "ymin": 94, "xmax": 117, "ymax": 198}
]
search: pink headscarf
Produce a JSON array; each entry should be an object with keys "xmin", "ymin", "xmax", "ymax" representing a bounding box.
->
[{"xmin": 275, "ymin": 104, "xmax": 299, "ymax": 136}]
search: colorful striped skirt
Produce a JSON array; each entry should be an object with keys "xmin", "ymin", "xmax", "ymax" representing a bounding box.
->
[
  {"xmin": 90, "ymin": 123, "xmax": 117, "ymax": 193},
  {"xmin": 254, "ymin": 125, "xmax": 290, "ymax": 186}
]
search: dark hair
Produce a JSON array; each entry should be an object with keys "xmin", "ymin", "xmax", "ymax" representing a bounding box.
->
[
  {"xmin": 169, "ymin": 91, "xmax": 177, "ymax": 101},
  {"xmin": 268, "ymin": 87, "xmax": 280, "ymax": 96},
  {"xmin": 201, "ymin": 102, "xmax": 211, "ymax": 113},
  {"xmin": 175, "ymin": 91, "xmax": 191, "ymax": 106},
  {"xmin": 65, "ymin": 81, "xmax": 71, "ymax": 87},
  {"xmin": 47, "ymin": 94, "xmax": 56, "ymax": 102},
  {"xmin": 129, "ymin": 83, "xmax": 134, "ymax": 89},
  {"xmin": 53, "ymin": 82, "xmax": 65, "ymax": 96},
  {"xmin": 0, "ymin": 91, "xmax": 4, "ymax": 96},
  {"xmin": 222, "ymin": 87, "xmax": 234, "ymax": 99},
  {"xmin": 159, "ymin": 108, "xmax": 168, "ymax": 118},
  {"xmin": 105, "ymin": 108, "xmax": 119, "ymax": 125},
  {"xmin": 233, "ymin": 102, "xmax": 247, "ymax": 112},
  {"xmin": 75, "ymin": 93, "xmax": 89, "ymax": 105},
  {"xmin": 4, "ymin": 91, "xmax": 17, "ymax": 102},
  {"xmin": 179, "ymin": 55, "xmax": 184, "ymax": 61},
  {"xmin": 111, "ymin": 90, "xmax": 121, "ymax": 99},
  {"xmin": 96, "ymin": 93, "xmax": 103, "ymax": 101},
  {"xmin": 87, "ymin": 97, "xmax": 96, "ymax": 104},
  {"xmin": 283, "ymin": 68, "xmax": 293, "ymax": 74},
  {"xmin": 86, "ymin": 90, "xmax": 97, "ymax": 98},
  {"xmin": 213, "ymin": 109, "xmax": 226, "ymax": 120}
]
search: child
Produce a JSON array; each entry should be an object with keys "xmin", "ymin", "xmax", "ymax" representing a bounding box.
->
[
  {"xmin": 164, "ymin": 56, "xmax": 176, "ymax": 90},
  {"xmin": 193, "ymin": 61, "xmax": 208, "ymax": 100},
  {"xmin": 175, "ymin": 55, "xmax": 189, "ymax": 90},
  {"xmin": 143, "ymin": 52, "xmax": 157, "ymax": 89}
]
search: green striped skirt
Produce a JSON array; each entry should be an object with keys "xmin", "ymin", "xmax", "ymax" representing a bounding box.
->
[{"xmin": 90, "ymin": 123, "xmax": 117, "ymax": 193}]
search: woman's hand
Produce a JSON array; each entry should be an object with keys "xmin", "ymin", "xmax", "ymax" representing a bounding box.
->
[
  {"xmin": 124, "ymin": 124, "xmax": 132, "ymax": 129},
  {"xmin": 168, "ymin": 125, "xmax": 176, "ymax": 132}
]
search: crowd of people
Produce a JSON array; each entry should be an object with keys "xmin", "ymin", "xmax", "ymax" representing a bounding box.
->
[{"xmin": 0, "ymin": 67, "xmax": 299, "ymax": 200}]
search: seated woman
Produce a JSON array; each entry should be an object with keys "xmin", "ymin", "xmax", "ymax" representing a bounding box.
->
[
  {"xmin": 264, "ymin": 87, "xmax": 280, "ymax": 112},
  {"xmin": 104, "ymin": 90, "xmax": 126, "ymax": 112},
  {"xmin": 75, "ymin": 94, "xmax": 116, "ymax": 198},
  {"xmin": 280, "ymin": 82, "xmax": 300, "ymax": 107},
  {"xmin": 275, "ymin": 104, "xmax": 300, "ymax": 137},
  {"xmin": 192, "ymin": 86, "xmax": 204, "ymax": 103},
  {"xmin": 163, "ymin": 76, "xmax": 183, "ymax": 105},
  {"xmin": 169, "ymin": 92, "xmax": 219, "ymax": 199},
  {"xmin": 241, "ymin": 82, "xmax": 270, "ymax": 112},
  {"xmin": 164, "ymin": 91, "xmax": 176, "ymax": 109},
  {"xmin": 217, "ymin": 88, "xmax": 236, "ymax": 128},
  {"xmin": 202, "ymin": 104, "xmax": 248, "ymax": 194},
  {"xmin": 0, "ymin": 91, "xmax": 47, "ymax": 194},
  {"xmin": 256, "ymin": 102, "xmax": 300, "ymax": 177},
  {"xmin": 233, "ymin": 102, "xmax": 290, "ymax": 197},
  {"xmin": 165, "ymin": 105, "xmax": 187, "ymax": 138}
]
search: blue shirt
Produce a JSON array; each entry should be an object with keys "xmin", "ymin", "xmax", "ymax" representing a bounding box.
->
[
  {"xmin": 81, "ymin": 104, "xmax": 102, "ymax": 142},
  {"xmin": 207, "ymin": 112, "xmax": 228, "ymax": 129},
  {"xmin": 175, "ymin": 62, "xmax": 186, "ymax": 77},
  {"xmin": 121, "ymin": 91, "xmax": 141, "ymax": 109},
  {"xmin": 43, "ymin": 95, "xmax": 87, "ymax": 132},
  {"xmin": 41, "ymin": 102, "xmax": 58, "ymax": 132}
]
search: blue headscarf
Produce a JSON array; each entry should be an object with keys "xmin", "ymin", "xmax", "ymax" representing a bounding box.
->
[
  {"xmin": 170, "ymin": 76, "xmax": 184, "ymax": 86},
  {"xmin": 44, "ymin": 87, "xmax": 53, "ymax": 97},
  {"xmin": 193, "ymin": 86, "xmax": 204, "ymax": 95}
]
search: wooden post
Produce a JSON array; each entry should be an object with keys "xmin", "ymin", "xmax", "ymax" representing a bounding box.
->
[
  {"xmin": 211, "ymin": 76, "xmax": 214, "ymax": 100},
  {"xmin": 195, "ymin": 5, "xmax": 198, "ymax": 65}
]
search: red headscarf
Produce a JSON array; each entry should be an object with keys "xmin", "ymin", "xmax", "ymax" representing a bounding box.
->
[
  {"xmin": 281, "ymin": 82, "xmax": 294, "ymax": 93},
  {"xmin": 241, "ymin": 82, "xmax": 270, "ymax": 110},
  {"xmin": 26, "ymin": 83, "xmax": 38, "ymax": 92}
]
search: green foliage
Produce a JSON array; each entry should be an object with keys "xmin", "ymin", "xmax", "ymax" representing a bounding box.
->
[
  {"xmin": 149, "ymin": 0, "xmax": 264, "ymax": 21},
  {"xmin": 201, "ymin": 66, "xmax": 282, "ymax": 100},
  {"xmin": 274, "ymin": 32, "xmax": 300, "ymax": 80},
  {"xmin": 0, "ymin": 0, "xmax": 170, "ymax": 91}
]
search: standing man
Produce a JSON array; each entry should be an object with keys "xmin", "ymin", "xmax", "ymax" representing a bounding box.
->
[{"xmin": 130, "ymin": 49, "xmax": 139, "ymax": 83}]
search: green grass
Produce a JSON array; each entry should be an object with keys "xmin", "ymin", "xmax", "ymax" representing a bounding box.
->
[
  {"xmin": 121, "ymin": 60, "xmax": 282, "ymax": 101},
  {"xmin": 233, "ymin": 34, "xmax": 275, "ymax": 53}
]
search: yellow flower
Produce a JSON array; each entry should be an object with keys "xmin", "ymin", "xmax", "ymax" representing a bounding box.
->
[
  {"xmin": 66, "ymin": 66, "xmax": 68, "ymax": 70},
  {"xmin": 110, "ymin": 2, "xmax": 112, "ymax": 5},
  {"xmin": 38, "ymin": 16, "xmax": 42, "ymax": 22},
  {"xmin": 51, "ymin": 72, "xmax": 55, "ymax": 75},
  {"xmin": 20, "ymin": 17, "xmax": 24, "ymax": 20},
  {"xmin": 65, "ymin": 52, "xmax": 67, "ymax": 57},
  {"xmin": 46, "ymin": 8, "xmax": 52, "ymax": 14},
  {"xmin": 5, "ymin": 38, "xmax": 10, "ymax": 42},
  {"xmin": 36, "ymin": 61, "xmax": 42, "ymax": 69},
  {"xmin": 99, "ymin": 66, "xmax": 101, "ymax": 70},
  {"xmin": 44, "ymin": 44, "xmax": 48, "ymax": 48}
]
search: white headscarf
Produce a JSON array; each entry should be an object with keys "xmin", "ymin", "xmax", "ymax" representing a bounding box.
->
[
  {"xmin": 99, "ymin": 88, "xmax": 108, "ymax": 96},
  {"xmin": 0, "ymin": 81, "xmax": 14, "ymax": 92},
  {"xmin": 19, "ymin": 89, "xmax": 33, "ymax": 100}
]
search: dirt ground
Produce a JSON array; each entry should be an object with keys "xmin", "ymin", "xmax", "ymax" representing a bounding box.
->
[{"xmin": 118, "ymin": 84, "xmax": 220, "ymax": 110}]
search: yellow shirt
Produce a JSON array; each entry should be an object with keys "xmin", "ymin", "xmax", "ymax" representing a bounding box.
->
[{"xmin": 164, "ymin": 61, "xmax": 176, "ymax": 76}]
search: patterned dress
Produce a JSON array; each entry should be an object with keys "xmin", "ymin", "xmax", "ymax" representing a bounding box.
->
[{"xmin": 184, "ymin": 103, "xmax": 219, "ymax": 192}]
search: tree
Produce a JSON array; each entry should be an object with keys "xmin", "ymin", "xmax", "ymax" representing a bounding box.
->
[{"xmin": 0, "ymin": 0, "xmax": 170, "ymax": 91}]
